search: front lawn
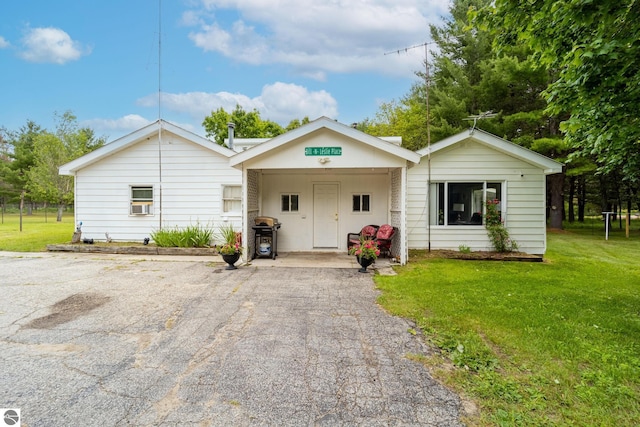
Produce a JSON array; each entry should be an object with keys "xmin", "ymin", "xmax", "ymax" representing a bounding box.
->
[{"xmin": 376, "ymin": 226, "xmax": 640, "ymax": 426}]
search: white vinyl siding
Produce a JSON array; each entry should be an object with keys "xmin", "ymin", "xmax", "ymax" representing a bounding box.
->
[{"xmin": 73, "ymin": 131, "xmax": 241, "ymax": 242}]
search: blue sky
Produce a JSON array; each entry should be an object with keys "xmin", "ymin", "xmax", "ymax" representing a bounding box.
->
[{"xmin": 0, "ymin": 0, "xmax": 448, "ymax": 140}]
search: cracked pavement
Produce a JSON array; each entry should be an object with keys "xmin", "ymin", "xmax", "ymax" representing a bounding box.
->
[{"xmin": 0, "ymin": 253, "xmax": 463, "ymax": 426}]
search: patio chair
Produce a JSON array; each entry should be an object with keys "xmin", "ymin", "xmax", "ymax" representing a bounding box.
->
[
  {"xmin": 347, "ymin": 224, "xmax": 379, "ymax": 251},
  {"xmin": 374, "ymin": 224, "xmax": 397, "ymax": 258}
]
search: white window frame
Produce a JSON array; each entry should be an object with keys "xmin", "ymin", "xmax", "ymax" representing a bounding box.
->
[
  {"xmin": 430, "ymin": 181, "xmax": 503, "ymax": 226},
  {"xmin": 352, "ymin": 193, "xmax": 371, "ymax": 213},
  {"xmin": 222, "ymin": 185, "xmax": 242, "ymax": 215},
  {"xmin": 130, "ymin": 186, "xmax": 154, "ymax": 216},
  {"xmin": 281, "ymin": 193, "xmax": 299, "ymax": 213}
]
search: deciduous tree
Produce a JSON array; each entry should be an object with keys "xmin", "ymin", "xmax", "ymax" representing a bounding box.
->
[{"xmin": 490, "ymin": 0, "xmax": 640, "ymax": 199}]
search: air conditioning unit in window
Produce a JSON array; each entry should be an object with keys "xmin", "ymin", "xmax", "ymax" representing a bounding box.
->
[{"xmin": 131, "ymin": 204, "xmax": 151, "ymax": 215}]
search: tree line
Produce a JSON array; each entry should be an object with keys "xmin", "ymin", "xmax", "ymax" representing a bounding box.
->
[
  {"xmin": 0, "ymin": 112, "xmax": 105, "ymax": 226},
  {"xmin": 358, "ymin": 0, "xmax": 639, "ymax": 229},
  {"xmin": 3, "ymin": 0, "xmax": 637, "ymax": 231}
]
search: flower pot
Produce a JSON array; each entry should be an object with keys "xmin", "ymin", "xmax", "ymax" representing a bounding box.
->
[
  {"xmin": 356, "ymin": 256, "xmax": 375, "ymax": 273},
  {"xmin": 221, "ymin": 252, "xmax": 241, "ymax": 270}
]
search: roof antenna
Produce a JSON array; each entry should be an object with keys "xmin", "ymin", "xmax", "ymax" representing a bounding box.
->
[{"xmin": 463, "ymin": 111, "xmax": 498, "ymax": 133}]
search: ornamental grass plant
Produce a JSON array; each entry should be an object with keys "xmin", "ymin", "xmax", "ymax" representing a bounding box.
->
[{"xmin": 150, "ymin": 223, "xmax": 213, "ymax": 247}]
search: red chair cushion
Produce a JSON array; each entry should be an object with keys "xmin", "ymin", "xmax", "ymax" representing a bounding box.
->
[
  {"xmin": 361, "ymin": 225, "xmax": 377, "ymax": 237},
  {"xmin": 376, "ymin": 224, "xmax": 394, "ymax": 240}
]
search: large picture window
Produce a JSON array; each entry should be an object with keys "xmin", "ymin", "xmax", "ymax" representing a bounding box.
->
[
  {"xmin": 429, "ymin": 182, "xmax": 502, "ymax": 226},
  {"xmin": 130, "ymin": 186, "xmax": 153, "ymax": 215}
]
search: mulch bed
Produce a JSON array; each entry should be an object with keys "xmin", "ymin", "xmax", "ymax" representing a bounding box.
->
[{"xmin": 410, "ymin": 249, "xmax": 543, "ymax": 262}]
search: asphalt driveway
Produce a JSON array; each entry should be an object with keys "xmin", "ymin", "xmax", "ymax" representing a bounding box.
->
[{"xmin": 0, "ymin": 253, "xmax": 463, "ymax": 426}]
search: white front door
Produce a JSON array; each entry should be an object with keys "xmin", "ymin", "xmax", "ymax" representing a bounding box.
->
[{"xmin": 313, "ymin": 184, "xmax": 339, "ymax": 248}]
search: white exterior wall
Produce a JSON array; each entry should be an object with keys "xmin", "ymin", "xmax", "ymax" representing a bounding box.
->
[
  {"xmin": 260, "ymin": 170, "xmax": 390, "ymax": 252},
  {"xmin": 407, "ymin": 141, "xmax": 548, "ymax": 254},
  {"xmin": 74, "ymin": 132, "xmax": 241, "ymax": 242}
]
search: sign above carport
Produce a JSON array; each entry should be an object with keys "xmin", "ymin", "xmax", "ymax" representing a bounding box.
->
[{"xmin": 305, "ymin": 147, "xmax": 342, "ymax": 156}]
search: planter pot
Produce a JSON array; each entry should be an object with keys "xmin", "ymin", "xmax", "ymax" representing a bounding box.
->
[
  {"xmin": 356, "ymin": 256, "xmax": 375, "ymax": 273},
  {"xmin": 221, "ymin": 252, "xmax": 241, "ymax": 270}
]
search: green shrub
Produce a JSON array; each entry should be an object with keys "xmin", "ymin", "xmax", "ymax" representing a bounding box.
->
[
  {"xmin": 485, "ymin": 199, "xmax": 517, "ymax": 252},
  {"xmin": 150, "ymin": 223, "xmax": 214, "ymax": 247}
]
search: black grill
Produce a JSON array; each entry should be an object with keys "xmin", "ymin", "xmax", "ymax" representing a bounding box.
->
[{"xmin": 252, "ymin": 217, "xmax": 281, "ymax": 260}]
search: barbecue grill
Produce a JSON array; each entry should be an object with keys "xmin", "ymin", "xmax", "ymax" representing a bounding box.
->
[{"xmin": 252, "ymin": 216, "xmax": 281, "ymax": 259}]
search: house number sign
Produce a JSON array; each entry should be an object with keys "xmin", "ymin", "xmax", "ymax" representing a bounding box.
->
[{"xmin": 304, "ymin": 147, "xmax": 342, "ymax": 156}]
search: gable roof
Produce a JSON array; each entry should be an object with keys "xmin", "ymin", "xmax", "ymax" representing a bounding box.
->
[
  {"xmin": 229, "ymin": 116, "xmax": 420, "ymax": 167},
  {"xmin": 59, "ymin": 120, "xmax": 235, "ymax": 175},
  {"xmin": 417, "ymin": 128, "xmax": 563, "ymax": 174}
]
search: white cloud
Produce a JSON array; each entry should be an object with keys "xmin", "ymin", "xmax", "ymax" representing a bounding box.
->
[
  {"xmin": 0, "ymin": 36, "xmax": 10, "ymax": 49},
  {"xmin": 82, "ymin": 114, "xmax": 153, "ymax": 134},
  {"xmin": 185, "ymin": 0, "xmax": 448, "ymax": 78},
  {"xmin": 19, "ymin": 27, "xmax": 89, "ymax": 64},
  {"xmin": 137, "ymin": 82, "xmax": 338, "ymax": 125}
]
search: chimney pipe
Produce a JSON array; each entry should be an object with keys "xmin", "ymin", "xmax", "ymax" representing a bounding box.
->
[{"xmin": 227, "ymin": 122, "xmax": 235, "ymax": 150}]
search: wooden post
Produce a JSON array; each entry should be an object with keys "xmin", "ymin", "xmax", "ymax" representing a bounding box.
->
[{"xmin": 626, "ymin": 211, "xmax": 630, "ymax": 238}]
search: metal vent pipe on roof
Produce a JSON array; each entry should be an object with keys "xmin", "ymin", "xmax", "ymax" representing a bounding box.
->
[{"xmin": 227, "ymin": 122, "xmax": 235, "ymax": 150}]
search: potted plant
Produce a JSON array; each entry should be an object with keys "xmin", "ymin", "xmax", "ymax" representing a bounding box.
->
[
  {"xmin": 217, "ymin": 224, "xmax": 242, "ymax": 270},
  {"xmin": 348, "ymin": 236, "xmax": 380, "ymax": 273}
]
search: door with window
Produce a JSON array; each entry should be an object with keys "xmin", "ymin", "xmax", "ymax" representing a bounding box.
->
[{"xmin": 313, "ymin": 184, "xmax": 338, "ymax": 247}]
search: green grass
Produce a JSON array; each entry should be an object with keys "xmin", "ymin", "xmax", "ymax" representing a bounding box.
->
[
  {"xmin": 376, "ymin": 223, "xmax": 640, "ymax": 426},
  {"xmin": 0, "ymin": 211, "xmax": 75, "ymax": 251}
]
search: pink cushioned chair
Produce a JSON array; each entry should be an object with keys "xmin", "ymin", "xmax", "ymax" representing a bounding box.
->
[
  {"xmin": 347, "ymin": 225, "xmax": 379, "ymax": 251},
  {"xmin": 374, "ymin": 224, "xmax": 397, "ymax": 258}
]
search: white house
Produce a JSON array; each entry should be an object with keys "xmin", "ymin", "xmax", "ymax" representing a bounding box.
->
[
  {"xmin": 60, "ymin": 117, "xmax": 562, "ymax": 263},
  {"xmin": 59, "ymin": 120, "xmax": 241, "ymax": 242}
]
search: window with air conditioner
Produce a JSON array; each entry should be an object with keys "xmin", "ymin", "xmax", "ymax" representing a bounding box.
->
[{"xmin": 130, "ymin": 186, "xmax": 153, "ymax": 215}]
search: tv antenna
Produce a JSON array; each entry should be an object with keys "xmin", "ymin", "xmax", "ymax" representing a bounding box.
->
[
  {"xmin": 384, "ymin": 42, "xmax": 434, "ymax": 148},
  {"xmin": 385, "ymin": 41, "xmax": 434, "ymax": 251},
  {"xmin": 463, "ymin": 111, "xmax": 498, "ymax": 132}
]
